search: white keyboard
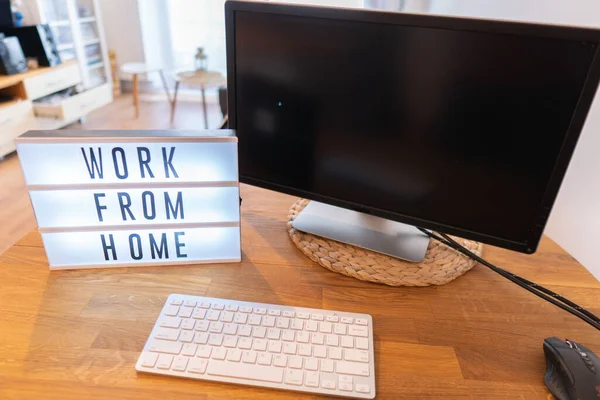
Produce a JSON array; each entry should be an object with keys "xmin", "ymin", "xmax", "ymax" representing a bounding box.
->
[{"xmin": 136, "ymin": 294, "xmax": 375, "ymax": 399}]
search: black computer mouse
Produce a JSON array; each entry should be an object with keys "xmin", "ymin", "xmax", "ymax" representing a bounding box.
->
[{"xmin": 543, "ymin": 336, "xmax": 600, "ymax": 400}]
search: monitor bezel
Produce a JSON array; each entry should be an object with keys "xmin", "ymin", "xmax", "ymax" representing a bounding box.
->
[{"xmin": 225, "ymin": 0, "xmax": 600, "ymax": 254}]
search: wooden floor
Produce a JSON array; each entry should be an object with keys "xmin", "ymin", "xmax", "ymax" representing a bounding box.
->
[{"xmin": 0, "ymin": 95, "xmax": 223, "ymax": 255}]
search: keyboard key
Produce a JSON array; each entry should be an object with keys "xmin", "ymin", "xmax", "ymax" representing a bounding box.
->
[
  {"xmin": 313, "ymin": 345, "xmax": 327, "ymax": 358},
  {"xmin": 262, "ymin": 316, "xmax": 276, "ymax": 327},
  {"xmin": 284, "ymin": 369, "xmax": 303, "ymax": 385},
  {"xmin": 223, "ymin": 335, "xmax": 238, "ymax": 348},
  {"xmin": 227, "ymin": 349, "xmax": 242, "ymax": 362},
  {"xmin": 208, "ymin": 334, "xmax": 223, "ymax": 346},
  {"xmin": 304, "ymin": 358, "xmax": 318, "ymax": 371},
  {"xmin": 298, "ymin": 344, "xmax": 312, "ymax": 356},
  {"xmin": 329, "ymin": 347, "xmax": 342, "ymax": 360},
  {"xmin": 139, "ymin": 352, "xmax": 158, "ymax": 367},
  {"xmin": 306, "ymin": 321, "xmax": 318, "ymax": 332},
  {"xmin": 165, "ymin": 305, "xmax": 180, "ymax": 316},
  {"xmin": 192, "ymin": 309, "xmax": 207, "ymax": 319},
  {"xmin": 282, "ymin": 311, "xmax": 295, "ymax": 318},
  {"xmin": 341, "ymin": 317, "xmax": 353, "ymax": 324},
  {"xmin": 238, "ymin": 337, "xmax": 253, "ymax": 349},
  {"xmin": 268, "ymin": 341, "xmax": 282, "ymax": 353},
  {"xmin": 238, "ymin": 326, "xmax": 252, "ymax": 337},
  {"xmin": 345, "ymin": 349, "xmax": 369, "ymax": 363},
  {"xmin": 257, "ymin": 352, "xmax": 272, "ymax": 366},
  {"xmin": 305, "ymin": 371, "xmax": 319, "ymax": 387},
  {"xmin": 209, "ymin": 322, "xmax": 224, "ymax": 333},
  {"xmin": 282, "ymin": 330, "xmax": 295, "ymax": 342},
  {"xmin": 254, "ymin": 308, "xmax": 267, "ymax": 315},
  {"xmin": 223, "ymin": 323, "xmax": 238, "ymax": 335},
  {"xmin": 253, "ymin": 339, "xmax": 267, "ymax": 351},
  {"xmin": 356, "ymin": 338, "xmax": 369, "ymax": 350},
  {"xmin": 225, "ymin": 304, "xmax": 238, "ymax": 312},
  {"xmin": 355, "ymin": 318, "xmax": 368, "ymax": 326},
  {"xmin": 154, "ymin": 328, "xmax": 180, "ymax": 341},
  {"xmin": 169, "ymin": 298, "xmax": 183, "ymax": 306},
  {"xmin": 296, "ymin": 331, "xmax": 310, "ymax": 343},
  {"xmin": 356, "ymin": 384, "xmax": 371, "ymax": 394},
  {"xmin": 179, "ymin": 331, "xmax": 194, "ymax": 343},
  {"xmin": 334, "ymin": 324, "xmax": 347, "ymax": 335},
  {"xmin": 322, "ymin": 379, "xmax": 336, "ymax": 389},
  {"xmin": 296, "ymin": 312, "xmax": 310, "ymax": 319},
  {"xmin": 339, "ymin": 382, "xmax": 353, "ymax": 391},
  {"xmin": 341, "ymin": 336, "xmax": 354, "ymax": 348},
  {"xmin": 212, "ymin": 303, "xmax": 225, "ymax": 310},
  {"xmin": 172, "ymin": 356, "xmax": 189, "ymax": 371},
  {"xmin": 179, "ymin": 307, "xmax": 193, "ymax": 318},
  {"xmin": 266, "ymin": 328, "xmax": 281, "ymax": 340},
  {"xmin": 311, "ymin": 333, "xmax": 324, "ymax": 345},
  {"xmin": 252, "ymin": 327, "xmax": 267, "ymax": 338},
  {"xmin": 311, "ymin": 314, "xmax": 324, "ymax": 321},
  {"xmin": 157, "ymin": 354, "xmax": 174, "ymax": 369},
  {"xmin": 206, "ymin": 310, "xmax": 220, "ymax": 321},
  {"xmin": 276, "ymin": 317, "xmax": 290, "ymax": 329},
  {"xmin": 283, "ymin": 342, "xmax": 297, "ymax": 355},
  {"xmin": 181, "ymin": 319, "xmax": 196, "ymax": 330},
  {"xmin": 208, "ymin": 360, "xmax": 284, "ymax": 383},
  {"xmin": 194, "ymin": 332, "xmax": 209, "ymax": 344},
  {"xmin": 339, "ymin": 375, "xmax": 353, "ymax": 384},
  {"xmin": 234, "ymin": 313, "xmax": 248, "ymax": 324},
  {"xmin": 248, "ymin": 315, "xmax": 262, "ymax": 326},
  {"xmin": 196, "ymin": 345, "xmax": 212, "ymax": 358},
  {"xmin": 273, "ymin": 354, "xmax": 287, "ymax": 367},
  {"xmin": 159, "ymin": 317, "xmax": 181, "ymax": 329},
  {"xmin": 198, "ymin": 301, "xmax": 211, "ymax": 309},
  {"xmin": 240, "ymin": 306, "xmax": 253, "ymax": 313},
  {"xmin": 220, "ymin": 311, "xmax": 234, "ymax": 323},
  {"xmin": 148, "ymin": 339, "xmax": 182, "ymax": 355},
  {"xmin": 336, "ymin": 361, "xmax": 370, "ymax": 376},
  {"xmin": 195, "ymin": 321, "xmax": 210, "ymax": 332},
  {"xmin": 267, "ymin": 309, "xmax": 281, "ymax": 316},
  {"xmin": 211, "ymin": 348, "xmax": 227, "ymax": 360},
  {"xmin": 182, "ymin": 343, "xmax": 197, "ymax": 356},
  {"xmin": 290, "ymin": 319, "xmax": 304, "ymax": 330},
  {"xmin": 289, "ymin": 356, "xmax": 303, "ymax": 369},
  {"xmin": 188, "ymin": 358, "xmax": 208, "ymax": 374},
  {"xmin": 321, "ymin": 359, "xmax": 334, "ymax": 372},
  {"xmin": 326, "ymin": 315, "xmax": 339, "ymax": 322},
  {"xmin": 242, "ymin": 350, "xmax": 257, "ymax": 363},
  {"xmin": 326, "ymin": 334, "xmax": 339, "ymax": 347},
  {"xmin": 183, "ymin": 300, "xmax": 197, "ymax": 307},
  {"xmin": 319, "ymin": 322, "xmax": 332, "ymax": 333},
  {"xmin": 348, "ymin": 325, "xmax": 369, "ymax": 338}
]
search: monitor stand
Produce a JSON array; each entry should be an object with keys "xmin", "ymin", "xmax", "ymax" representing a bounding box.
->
[{"xmin": 291, "ymin": 201, "xmax": 430, "ymax": 263}]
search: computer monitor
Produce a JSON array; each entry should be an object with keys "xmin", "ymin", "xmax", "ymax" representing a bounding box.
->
[{"xmin": 225, "ymin": 1, "xmax": 600, "ymax": 260}]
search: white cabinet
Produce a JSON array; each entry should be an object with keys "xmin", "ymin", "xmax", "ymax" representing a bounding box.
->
[
  {"xmin": 22, "ymin": 62, "xmax": 81, "ymax": 100},
  {"xmin": 0, "ymin": 101, "xmax": 38, "ymax": 158},
  {"xmin": 33, "ymin": 82, "xmax": 111, "ymax": 121}
]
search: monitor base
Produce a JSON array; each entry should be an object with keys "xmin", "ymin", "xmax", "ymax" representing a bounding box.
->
[{"xmin": 291, "ymin": 201, "xmax": 430, "ymax": 263}]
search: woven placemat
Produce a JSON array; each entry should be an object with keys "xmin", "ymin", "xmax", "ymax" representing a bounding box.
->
[{"xmin": 287, "ymin": 199, "xmax": 483, "ymax": 286}]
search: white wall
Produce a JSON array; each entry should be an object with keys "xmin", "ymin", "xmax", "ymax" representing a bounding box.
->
[
  {"xmin": 429, "ymin": 0, "xmax": 600, "ymax": 281},
  {"xmin": 98, "ymin": 0, "xmax": 145, "ymax": 76}
]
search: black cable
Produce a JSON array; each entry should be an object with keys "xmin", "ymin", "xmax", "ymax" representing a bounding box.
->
[{"xmin": 417, "ymin": 228, "xmax": 600, "ymax": 331}]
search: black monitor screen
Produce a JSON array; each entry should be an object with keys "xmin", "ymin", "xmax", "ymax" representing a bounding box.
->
[{"xmin": 230, "ymin": 7, "xmax": 599, "ymax": 251}]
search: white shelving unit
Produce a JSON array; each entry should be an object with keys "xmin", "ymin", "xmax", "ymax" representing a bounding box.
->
[{"xmin": 25, "ymin": 0, "xmax": 112, "ymax": 90}]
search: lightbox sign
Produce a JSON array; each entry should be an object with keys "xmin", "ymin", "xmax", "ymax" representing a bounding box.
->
[{"xmin": 16, "ymin": 130, "xmax": 241, "ymax": 269}]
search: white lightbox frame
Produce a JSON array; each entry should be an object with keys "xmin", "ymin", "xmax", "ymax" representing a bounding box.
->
[{"xmin": 16, "ymin": 130, "xmax": 241, "ymax": 270}]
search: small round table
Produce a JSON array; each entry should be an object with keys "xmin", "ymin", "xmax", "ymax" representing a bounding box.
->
[
  {"xmin": 171, "ymin": 69, "xmax": 226, "ymax": 128},
  {"xmin": 120, "ymin": 62, "xmax": 171, "ymax": 118}
]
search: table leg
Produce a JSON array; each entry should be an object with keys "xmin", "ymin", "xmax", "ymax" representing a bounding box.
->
[
  {"xmin": 201, "ymin": 86, "xmax": 208, "ymax": 129},
  {"xmin": 159, "ymin": 70, "xmax": 172, "ymax": 104},
  {"xmin": 170, "ymin": 80, "xmax": 180, "ymax": 124},
  {"xmin": 132, "ymin": 73, "xmax": 139, "ymax": 118}
]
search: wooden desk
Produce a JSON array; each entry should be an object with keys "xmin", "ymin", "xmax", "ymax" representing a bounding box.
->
[{"xmin": 1, "ymin": 184, "xmax": 599, "ymax": 399}]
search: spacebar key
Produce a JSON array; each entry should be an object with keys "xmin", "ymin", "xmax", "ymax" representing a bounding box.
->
[{"xmin": 207, "ymin": 360, "xmax": 284, "ymax": 383}]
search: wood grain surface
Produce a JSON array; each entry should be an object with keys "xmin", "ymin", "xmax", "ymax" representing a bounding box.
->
[{"xmin": 1, "ymin": 184, "xmax": 599, "ymax": 399}]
